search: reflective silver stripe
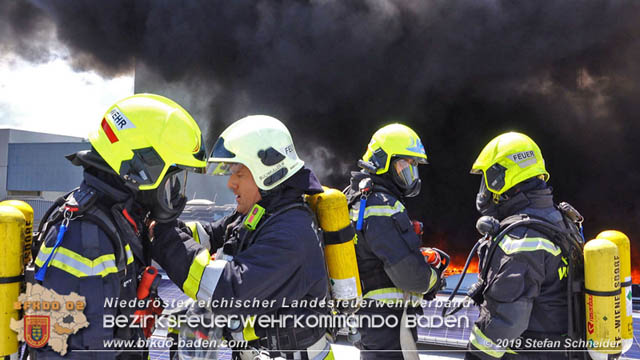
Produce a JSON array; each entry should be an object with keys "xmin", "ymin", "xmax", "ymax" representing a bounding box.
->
[
  {"xmin": 35, "ymin": 246, "xmax": 50, "ymax": 265},
  {"xmin": 35, "ymin": 245, "xmax": 117, "ymax": 277},
  {"xmin": 195, "ymin": 259, "xmax": 228, "ymax": 302},
  {"xmin": 193, "ymin": 222, "xmax": 211, "ymax": 250},
  {"xmin": 499, "ymin": 235, "xmax": 561, "ymax": 256}
]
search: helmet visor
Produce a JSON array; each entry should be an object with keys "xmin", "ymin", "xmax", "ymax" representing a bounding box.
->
[
  {"xmin": 392, "ymin": 158, "xmax": 420, "ymax": 188},
  {"xmin": 207, "ymin": 162, "xmax": 243, "ymax": 176}
]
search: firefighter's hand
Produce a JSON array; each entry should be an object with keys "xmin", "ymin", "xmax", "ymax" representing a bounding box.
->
[
  {"xmin": 148, "ymin": 219, "xmax": 187, "ymax": 241},
  {"xmin": 420, "ymin": 247, "xmax": 441, "ymax": 267}
]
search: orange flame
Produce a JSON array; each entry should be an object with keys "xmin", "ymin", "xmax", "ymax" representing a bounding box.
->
[{"xmin": 443, "ymin": 254, "xmax": 479, "ymax": 277}]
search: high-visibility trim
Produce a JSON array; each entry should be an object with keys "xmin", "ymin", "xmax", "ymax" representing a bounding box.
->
[
  {"xmin": 427, "ymin": 267, "xmax": 438, "ymax": 292},
  {"xmin": 35, "ymin": 243, "xmax": 118, "ymax": 278},
  {"xmin": 125, "ymin": 244, "xmax": 134, "ymax": 265},
  {"xmin": 186, "ymin": 221, "xmax": 211, "ymax": 250},
  {"xmin": 195, "ymin": 259, "xmax": 228, "ymax": 302},
  {"xmin": 308, "ymin": 336, "xmax": 333, "ymax": 360},
  {"xmin": 242, "ymin": 317, "xmax": 259, "ymax": 341},
  {"xmin": 363, "ymin": 287, "xmax": 422, "ymax": 305},
  {"xmin": 498, "ymin": 235, "xmax": 561, "ymax": 256},
  {"xmin": 187, "ymin": 222, "xmax": 200, "ymax": 244},
  {"xmin": 182, "ymin": 250, "xmax": 211, "ymax": 299},
  {"xmin": 349, "ymin": 201, "xmax": 405, "ymax": 221},
  {"xmin": 469, "ymin": 325, "xmax": 507, "ymax": 358}
]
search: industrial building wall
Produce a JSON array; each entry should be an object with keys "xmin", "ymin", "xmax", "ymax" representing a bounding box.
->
[{"xmin": 7, "ymin": 142, "xmax": 90, "ymax": 192}]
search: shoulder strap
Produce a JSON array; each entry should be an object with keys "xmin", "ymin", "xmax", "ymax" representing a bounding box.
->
[
  {"xmin": 83, "ymin": 206, "xmax": 128, "ymax": 276},
  {"xmin": 32, "ymin": 188, "xmax": 129, "ymax": 279},
  {"xmin": 481, "ymin": 213, "xmax": 575, "ymax": 281},
  {"xmin": 244, "ymin": 202, "xmax": 315, "ymax": 249}
]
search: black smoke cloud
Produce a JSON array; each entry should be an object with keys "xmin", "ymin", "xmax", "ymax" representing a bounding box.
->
[{"xmin": 4, "ymin": 0, "xmax": 640, "ymax": 259}]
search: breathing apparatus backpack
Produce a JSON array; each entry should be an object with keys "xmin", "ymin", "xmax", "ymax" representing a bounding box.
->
[
  {"xmin": 27, "ymin": 187, "xmax": 161, "ymax": 346},
  {"xmin": 444, "ymin": 202, "xmax": 588, "ymax": 359}
]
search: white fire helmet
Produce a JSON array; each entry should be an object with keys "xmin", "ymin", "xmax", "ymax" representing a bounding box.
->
[{"xmin": 207, "ymin": 115, "xmax": 305, "ymax": 191}]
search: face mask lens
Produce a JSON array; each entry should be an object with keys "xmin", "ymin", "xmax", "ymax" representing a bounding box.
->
[
  {"xmin": 393, "ymin": 158, "xmax": 419, "ymax": 187},
  {"xmin": 161, "ymin": 171, "xmax": 186, "ymax": 209}
]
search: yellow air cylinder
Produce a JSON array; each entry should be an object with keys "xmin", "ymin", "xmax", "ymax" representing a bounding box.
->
[
  {"xmin": 596, "ymin": 230, "xmax": 633, "ymax": 354},
  {"xmin": 0, "ymin": 205, "xmax": 26, "ymax": 357},
  {"xmin": 0, "ymin": 200, "xmax": 34, "ymax": 267},
  {"xmin": 307, "ymin": 187, "xmax": 362, "ymax": 309},
  {"xmin": 583, "ymin": 238, "xmax": 622, "ymax": 360}
]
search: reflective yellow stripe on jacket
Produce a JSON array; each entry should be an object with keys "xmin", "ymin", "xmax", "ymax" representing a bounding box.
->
[
  {"xmin": 35, "ymin": 243, "xmax": 118, "ymax": 278},
  {"xmin": 349, "ymin": 200, "xmax": 405, "ymax": 222},
  {"xmin": 363, "ymin": 287, "xmax": 423, "ymax": 306},
  {"xmin": 469, "ymin": 325, "xmax": 516, "ymax": 358},
  {"xmin": 125, "ymin": 244, "xmax": 134, "ymax": 265},
  {"xmin": 182, "ymin": 249, "xmax": 228, "ymax": 301},
  {"xmin": 499, "ymin": 235, "xmax": 561, "ymax": 256}
]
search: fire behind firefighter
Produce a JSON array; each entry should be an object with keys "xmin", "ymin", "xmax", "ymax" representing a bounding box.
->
[
  {"xmin": 148, "ymin": 115, "xmax": 334, "ymax": 359},
  {"xmin": 344, "ymin": 123, "xmax": 444, "ymax": 360},
  {"xmin": 31, "ymin": 94, "xmax": 208, "ymax": 358},
  {"xmin": 466, "ymin": 132, "xmax": 575, "ymax": 360}
]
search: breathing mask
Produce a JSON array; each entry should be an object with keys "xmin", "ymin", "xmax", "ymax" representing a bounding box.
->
[
  {"xmin": 476, "ymin": 175, "xmax": 499, "ymax": 217},
  {"xmin": 390, "ymin": 157, "xmax": 422, "ymax": 197},
  {"xmin": 138, "ymin": 167, "xmax": 188, "ymax": 223}
]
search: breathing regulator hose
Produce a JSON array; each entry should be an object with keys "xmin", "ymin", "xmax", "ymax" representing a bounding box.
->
[{"xmin": 441, "ymin": 216, "xmax": 500, "ymax": 318}]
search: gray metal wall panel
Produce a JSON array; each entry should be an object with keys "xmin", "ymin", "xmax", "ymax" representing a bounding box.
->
[{"xmin": 8, "ymin": 143, "xmax": 90, "ymax": 191}]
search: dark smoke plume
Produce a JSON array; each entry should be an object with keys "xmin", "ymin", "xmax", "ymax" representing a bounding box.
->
[{"xmin": 4, "ymin": 0, "xmax": 640, "ymax": 267}]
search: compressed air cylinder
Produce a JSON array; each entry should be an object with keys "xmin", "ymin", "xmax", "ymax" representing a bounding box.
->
[
  {"xmin": 583, "ymin": 239, "xmax": 622, "ymax": 360},
  {"xmin": 0, "ymin": 205, "xmax": 26, "ymax": 357},
  {"xmin": 596, "ymin": 230, "xmax": 633, "ymax": 354},
  {"xmin": 307, "ymin": 187, "xmax": 362, "ymax": 307},
  {"xmin": 0, "ymin": 200, "xmax": 34, "ymax": 266}
]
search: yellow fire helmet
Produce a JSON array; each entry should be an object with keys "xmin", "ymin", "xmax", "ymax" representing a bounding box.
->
[
  {"xmin": 361, "ymin": 123, "xmax": 428, "ymax": 175},
  {"xmin": 208, "ymin": 115, "xmax": 305, "ymax": 191},
  {"xmin": 89, "ymin": 93, "xmax": 207, "ymax": 190},
  {"xmin": 470, "ymin": 132, "xmax": 549, "ymax": 195}
]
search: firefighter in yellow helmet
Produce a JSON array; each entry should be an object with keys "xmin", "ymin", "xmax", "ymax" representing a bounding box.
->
[
  {"xmin": 466, "ymin": 132, "xmax": 579, "ymax": 359},
  {"xmin": 344, "ymin": 123, "xmax": 444, "ymax": 359},
  {"xmin": 31, "ymin": 94, "xmax": 207, "ymax": 358}
]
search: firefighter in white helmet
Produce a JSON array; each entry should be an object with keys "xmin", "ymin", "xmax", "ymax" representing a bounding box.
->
[{"xmin": 149, "ymin": 115, "xmax": 334, "ymax": 359}]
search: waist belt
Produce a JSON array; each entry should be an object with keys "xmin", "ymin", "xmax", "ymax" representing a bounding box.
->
[
  {"xmin": 360, "ymin": 267, "xmax": 394, "ymax": 294},
  {"xmin": 258, "ymin": 326, "xmax": 325, "ymax": 352},
  {"xmin": 271, "ymin": 333, "xmax": 331, "ymax": 360}
]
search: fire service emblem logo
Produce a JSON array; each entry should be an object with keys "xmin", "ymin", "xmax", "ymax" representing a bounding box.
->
[{"xmin": 24, "ymin": 315, "xmax": 50, "ymax": 348}]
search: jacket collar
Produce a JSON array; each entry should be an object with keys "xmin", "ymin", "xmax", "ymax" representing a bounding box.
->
[{"xmin": 498, "ymin": 187, "xmax": 555, "ymax": 219}]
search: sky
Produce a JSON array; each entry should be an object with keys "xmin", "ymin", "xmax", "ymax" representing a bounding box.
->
[{"xmin": 0, "ymin": 52, "xmax": 133, "ymax": 138}]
